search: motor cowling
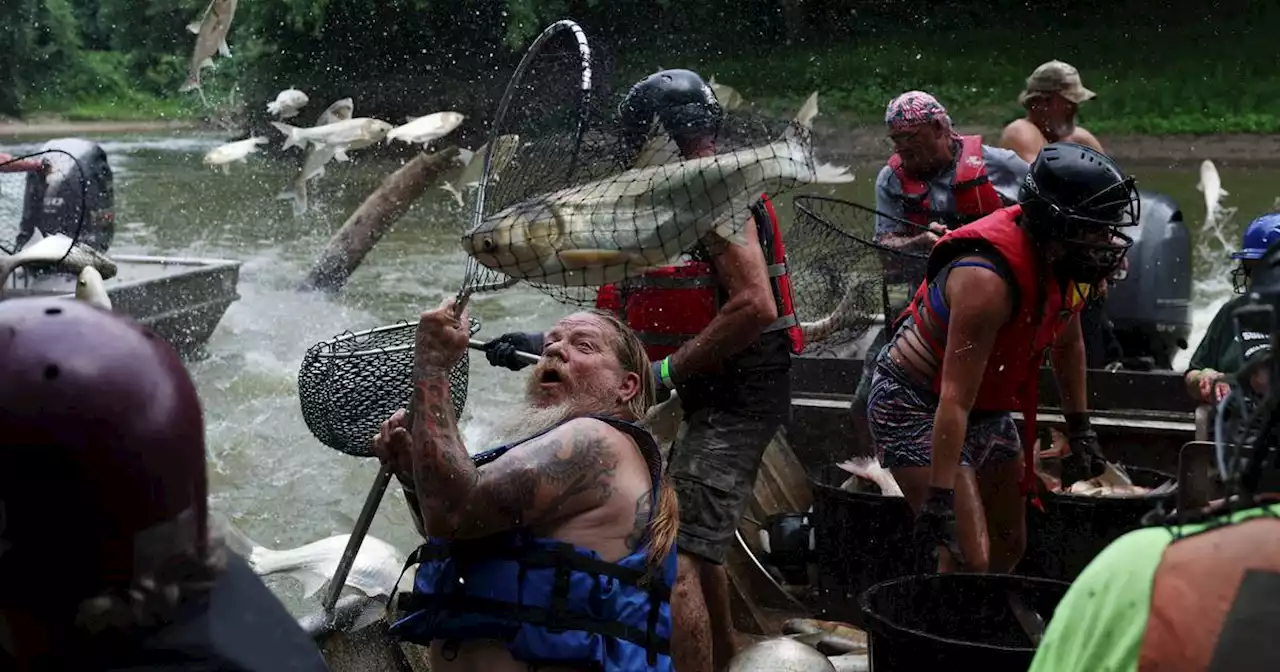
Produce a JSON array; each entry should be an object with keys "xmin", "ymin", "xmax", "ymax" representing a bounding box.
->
[
  {"xmin": 20, "ymin": 137, "xmax": 115, "ymax": 252},
  {"xmin": 1104, "ymin": 189, "xmax": 1192, "ymax": 369},
  {"xmin": 759, "ymin": 511, "xmax": 814, "ymax": 585}
]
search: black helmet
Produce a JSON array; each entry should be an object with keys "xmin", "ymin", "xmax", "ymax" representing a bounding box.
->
[
  {"xmin": 617, "ymin": 68, "xmax": 723, "ymax": 165},
  {"xmin": 1018, "ymin": 142, "xmax": 1139, "ymax": 284}
]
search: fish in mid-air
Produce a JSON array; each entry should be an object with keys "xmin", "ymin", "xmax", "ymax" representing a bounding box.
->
[
  {"xmin": 0, "ymin": 233, "xmax": 118, "ymax": 296},
  {"xmin": 707, "ymin": 76, "xmax": 745, "ymax": 111},
  {"xmin": 461, "ymin": 91, "xmax": 853, "ymax": 287},
  {"xmin": 267, "ymin": 88, "xmax": 310, "ymax": 119},
  {"xmin": 74, "ymin": 266, "xmax": 112, "ymax": 310},
  {"xmin": 276, "ymin": 97, "xmax": 356, "ymax": 216},
  {"xmin": 1196, "ymin": 159, "xmax": 1236, "ymax": 229},
  {"xmin": 211, "ymin": 515, "xmax": 404, "ymax": 600},
  {"xmin": 203, "ymin": 136, "xmax": 268, "ymax": 174},
  {"xmin": 386, "ymin": 111, "xmax": 465, "ymax": 146},
  {"xmin": 179, "ymin": 0, "xmax": 238, "ymax": 94},
  {"xmin": 439, "ymin": 134, "xmax": 521, "ymax": 208},
  {"xmin": 271, "ymin": 117, "xmax": 393, "ymax": 153}
]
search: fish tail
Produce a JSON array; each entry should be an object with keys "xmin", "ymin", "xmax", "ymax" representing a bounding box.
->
[
  {"xmin": 271, "ymin": 121, "xmax": 304, "ymax": 151},
  {"xmin": 267, "ymin": 101, "xmax": 281, "ymax": 116},
  {"xmin": 178, "ymin": 73, "xmax": 201, "ymax": 93},
  {"xmin": 276, "ymin": 179, "xmax": 308, "ymax": 216},
  {"xmin": 812, "ymin": 161, "xmax": 856, "ymax": 184}
]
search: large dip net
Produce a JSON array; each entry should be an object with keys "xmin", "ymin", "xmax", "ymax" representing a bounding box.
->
[
  {"xmin": 296, "ymin": 319, "xmax": 479, "ymax": 457},
  {"xmin": 789, "ymin": 195, "xmax": 929, "ymax": 356},
  {"xmin": 454, "ymin": 25, "xmax": 854, "ymax": 309}
]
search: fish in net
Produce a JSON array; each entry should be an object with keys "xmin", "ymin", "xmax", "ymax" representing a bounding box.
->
[
  {"xmin": 458, "ymin": 64, "xmax": 857, "ymax": 308},
  {"xmin": 296, "ymin": 319, "xmax": 479, "ymax": 458},
  {"xmin": 790, "ymin": 195, "xmax": 928, "ymax": 356}
]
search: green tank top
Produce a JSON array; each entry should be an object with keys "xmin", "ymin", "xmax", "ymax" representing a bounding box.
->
[{"xmin": 1027, "ymin": 501, "xmax": 1280, "ymax": 672}]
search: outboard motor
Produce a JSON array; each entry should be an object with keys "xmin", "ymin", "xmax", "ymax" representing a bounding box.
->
[
  {"xmin": 17, "ymin": 138, "xmax": 114, "ymax": 253},
  {"xmin": 1104, "ymin": 189, "xmax": 1192, "ymax": 369}
]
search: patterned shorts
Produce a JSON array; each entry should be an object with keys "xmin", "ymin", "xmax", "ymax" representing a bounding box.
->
[{"xmin": 865, "ymin": 353, "xmax": 1021, "ymax": 469}]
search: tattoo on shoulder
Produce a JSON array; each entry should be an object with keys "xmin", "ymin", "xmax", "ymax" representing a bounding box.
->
[
  {"xmin": 625, "ymin": 490, "xmax": 652, "ymax": 551},
  {"xmin": 476, "ymin": 420, "xmax": 621, "ymax": 527}
]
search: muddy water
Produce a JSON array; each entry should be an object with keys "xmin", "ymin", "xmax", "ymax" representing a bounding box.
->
[{"xmin": 0, "ymin": 131, "xmax": 1274, "ymax": 615}]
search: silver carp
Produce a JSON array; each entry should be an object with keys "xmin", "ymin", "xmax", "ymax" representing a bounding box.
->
[
  {"xmin": 462, "ymin": 91, "xmax": 854, "ymax": 287},
  {"xmin": 0, "ymin": 234, "xmax": 118, "ymax": 296},
  {"xmin": 74, "ymin": 266, "xmax": 112, "ymax": 310},
  {"xmin": 179, "ymin": 0, "xmax": 238, "ymax": 94},
  {"xmin": 267, "ymin": 87, "xmax": 310, "ymax": 119},
  {"xmin": 387, "ymin": 111, "xmax": 465, "ymax": 146},
  {"xmin": 276, "ymin": 97, "xmax": 355, "ymax": 216},
  {"xmin": 270, "ymin": 117, "xmax": 393, "ymax": 153}
]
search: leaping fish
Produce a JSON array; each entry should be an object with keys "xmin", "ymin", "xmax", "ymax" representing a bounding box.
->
[
  {"xmin": 179, "ymin": 0, "xmax": 238, "ymax": 95},
  {"xmin": 0, "ymin": 234, "xmax": 118, "ymax": 297},
  {"xmin": 1196, "ymin": 159, "xmax": 1236, "ymax": 229},
  {"xmin": 462, "ymin": 91, "xmax": 854, "ymax": 287},
  {"xmin": 276, "ymin": 97, "xmax": 356, "ymax": 216},
  {"xmin": 439, "ymin": 134, "xmax": 522, "ymax": 208},
  {"xmin": 212, "ymin": 515, "xmax": 404, "ymax": 600}
]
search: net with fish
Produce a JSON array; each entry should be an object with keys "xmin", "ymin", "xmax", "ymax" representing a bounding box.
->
[
  {"xmin": 789, "ymin": 195, "xmax": 928, "ymax": 356},
  {"xmin": 455, "ymin": 19, "xmax": 851, "ymax": 309},
  {"xmin": 296, "ymin": 319, "xmax": 479, "ymax": 458},
  {"xmin": 0, "ymin": 149, "xmax": 90, "ymax": 259}
]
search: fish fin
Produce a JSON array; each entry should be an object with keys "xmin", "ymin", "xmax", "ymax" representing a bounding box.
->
[
  {"xmin": 270, "ymin": 122, "xmax": 304, "ymax": 151},
  {"xmin": 289, "ymin": 569, "xmax": 330, "ymax": 599},
  {"xmin": 334, "ymin": 148, "xmax": 350, "ymax": 162},
  {"xmin": 219, "ymin": 163, "xmax": 230, "ymax": 175},
  {"xmin": 557, "ymin": 250, "xmax": 650, "ymax": 271},
  {"xmin": 440, "ymin": 182, "xmax": 464, "ymax": 208},
  {"xmin": 457, "ymin": 147, "xmax": 475, "ymax": 167},
  {"xmin": 794, "ymin": 91, "xmax": 820, "ymax": 128},
  {"xmin": 1221, "ymin": 187, "xmax": 1230, "ymax": 197},
  {"xmin": 1195, "ymin": 181, "xmax": 1204, "ymax": 192},
  {"xmin": 186, "ymin": 21, "xmax": 202, "ymax": 34},
  {"xmin": 812, "ymin": 161, "xmax": 856, "ymax": 184},
  {"xmin": 405, "ymin": 115, "xmax": 420, "ymax": 123},
  {"xmin": 218, "ymin": 38, "xmax": 231, "ymax": 58},
  {"xmin": 179, "ymin": 74, "xmax": 201, "ymax": 93},
  {"xmin": 199, "ymin": 57, "xmax": 215, "ymax": 70},
  {"xmin": 267, "ymin": 101, "xmax": 281, "ymax": 115}
]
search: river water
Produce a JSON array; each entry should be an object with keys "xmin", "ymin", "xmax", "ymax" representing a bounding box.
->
[{"xmin": 1, "ymin": 131, "xmax": 1275, "ymax": 614}]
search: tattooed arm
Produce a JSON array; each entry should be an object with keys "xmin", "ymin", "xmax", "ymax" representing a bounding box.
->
[{"xmin": 409, "ymin": 372, "xmax": 626, "ymax": 539}]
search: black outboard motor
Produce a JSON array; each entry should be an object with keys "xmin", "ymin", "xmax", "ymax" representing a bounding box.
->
[
  {"xmin": 17, "ymin": 138, "xmax": 115, "ymax": 253},
  {"xmin": 1104, "ymin": 189, "xmax": 1192, "ymax": 369}
]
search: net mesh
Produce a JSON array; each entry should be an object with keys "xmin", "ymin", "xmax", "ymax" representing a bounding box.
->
[
  {"xmin": 457, "ymin": 23, "xmax": 853, "ymax": 307},
  {"xmin": 0, "ymin": 148, "xmax": 90, "ymax": 256},
  {"xmin": 297, "ymin": 319, "xmax": 479, "ymax": 458},
  {"xmin": 789, "ymin": 195, "xmax": 928, "ymax": 356}
]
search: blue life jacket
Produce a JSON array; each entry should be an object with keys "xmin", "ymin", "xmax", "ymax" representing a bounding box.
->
[{"xmin": 388, "ymin": 415, "xmax": 674, "ymax": 671}]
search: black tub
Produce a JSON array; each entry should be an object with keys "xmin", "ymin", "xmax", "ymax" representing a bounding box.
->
[
  {"xmin": 810, "ymin": 463, "xmax": 916, "ymax": 626},
  {"xmin": 861, "ymin": 573, "xmax": 1070, "ymax": 672},
  {"xmin": 1021, "ymin": 464, "xmax": 1177, "ymax": 582}
]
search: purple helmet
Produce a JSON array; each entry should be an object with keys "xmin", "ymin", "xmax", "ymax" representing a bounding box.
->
[{"xmin": 0, "ymin": 298, "xmax": 207, "ymax": 610}]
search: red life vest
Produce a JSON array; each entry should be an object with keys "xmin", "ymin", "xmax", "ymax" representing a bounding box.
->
[
  {"xmin": 887, "ymin": 135, "xmax": 1006, "ymax": 229},
  {"xmin": 595, "ymin": 193, "xmax": 804, "ymax": 361},
  {"xmin": 897, "ymin": 205, "xmax": 1091, "ymax": 500}
]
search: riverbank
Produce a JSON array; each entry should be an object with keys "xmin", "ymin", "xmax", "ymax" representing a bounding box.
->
[{"xmin": 5, "ymin": 117, "xmax": 1280, "ymax": 168}]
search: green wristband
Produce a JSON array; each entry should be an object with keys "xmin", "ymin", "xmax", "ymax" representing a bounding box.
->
[{"xmin": 660, "ymin": 357, "xmax": 675, "ymax": 389}]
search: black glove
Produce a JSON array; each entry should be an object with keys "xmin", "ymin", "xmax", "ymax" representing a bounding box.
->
[
  {"xmin": 1061, "ymin": 412, "xmax": 1107, "ymax": 484},
  {"xmin": 482, "ymin": 331, "xmax": 543, "ymax": 371},
  {"xmin": 913, "ymin": 487, "xmax": 965, "ymax": 572}
]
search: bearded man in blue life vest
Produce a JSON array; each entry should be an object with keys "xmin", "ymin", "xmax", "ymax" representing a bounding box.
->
[
  {"xmin": 0, "ymin": 298, "xmax": 328, "ymax": 672},
  {"xmin": 480, "ymin": 68, "xmax": 804, "ymax": 672},
  {"xmin": 865, "ymin": 142, "xmax": 1136, "ymax": 575},
  {"xmin": 373, "ymin": 299, "xmax": 680, "ymax": 672}
]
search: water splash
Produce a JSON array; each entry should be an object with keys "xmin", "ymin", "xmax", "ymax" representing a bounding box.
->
[{"xmin": 1173, "ymin": 206, "xmax": 1239, "ymax": 371}]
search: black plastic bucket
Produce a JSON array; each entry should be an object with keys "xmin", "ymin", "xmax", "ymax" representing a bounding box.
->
[
  {"xmin": 861, "ymin": 573, "xmax": 1070, "ymax": 672},
  {"xmin": 810, "ymin": 464, "xmax": 916, "ymax": 626},
  {"xmin": 1021, "ymin": 464, "xmax": 1177, "ymax": 582}
]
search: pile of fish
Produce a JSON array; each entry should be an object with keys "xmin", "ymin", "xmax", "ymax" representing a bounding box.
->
[
  {"xmin": 1033, "ymin": 429, "xmax": 1176, "ymax": 497},
  {"xmin": 0, "ymin": 231, "xmax": 118, "ymax": 298},
  {"xmin": 836, "ymin": 457, "xmax": 903, "ymax": 497}
]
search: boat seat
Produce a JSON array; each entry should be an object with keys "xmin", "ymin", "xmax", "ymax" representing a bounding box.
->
[{"xmin": 1012, "ymin": 411, "xmax": 1197, "ymax": 437}]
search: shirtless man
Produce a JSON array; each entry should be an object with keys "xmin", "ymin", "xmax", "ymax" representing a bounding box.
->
[
  {"xmin": 377, "ymin": 301, "xmax": 677, "ymax": 672},
  {"xmin": 1001, "ymin": 60, "xmax": 1105, "ymax": 164}
]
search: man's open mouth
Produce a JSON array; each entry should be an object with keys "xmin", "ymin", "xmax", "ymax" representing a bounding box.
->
[{"xmin": 540, "ymin": 369, "xmax": 563, "ymax": 384}]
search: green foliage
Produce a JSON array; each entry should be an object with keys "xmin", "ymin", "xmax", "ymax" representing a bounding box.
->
[{"xmin": 6, "ymin": 0, "xmax": 1280, "ymax": 136}]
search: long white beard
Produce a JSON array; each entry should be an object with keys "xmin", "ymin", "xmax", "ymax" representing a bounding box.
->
[{"xmin": 486, "ymin": 400, "xmax": 583, "ymax": 448}]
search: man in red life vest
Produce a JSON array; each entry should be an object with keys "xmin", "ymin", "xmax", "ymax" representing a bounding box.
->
[
  {"xmin": 482, "ymin": 68, "xmax": 803, "ymax": 672},
  {"xmin": 852, "ymin": 91, "xmax": 1031, "ymax": 455},
  {"xmin": 865, "ymin": 142, "xmax": 1136, "ymax": 575}
]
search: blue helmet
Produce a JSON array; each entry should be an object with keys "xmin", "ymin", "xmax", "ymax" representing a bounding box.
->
[{"xmin": 1231, "ymin": 213, "xmax": 1280, "ymax": 260}]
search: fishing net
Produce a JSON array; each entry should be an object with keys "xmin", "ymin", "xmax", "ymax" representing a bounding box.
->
[
  {"xmin": 456, "ymin": 20, "xmax": 852, "ymax": 309},
  {"xmin": 0, "ymin": 148, "xmax": 92, "ymax": 258},
  {"xmin": 789, "ymin": 195, "xmax": 928, "ymax": 356},
  {"xmin": 297, "ymin": 318, "xmax": 480, "ymax": 458}
]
